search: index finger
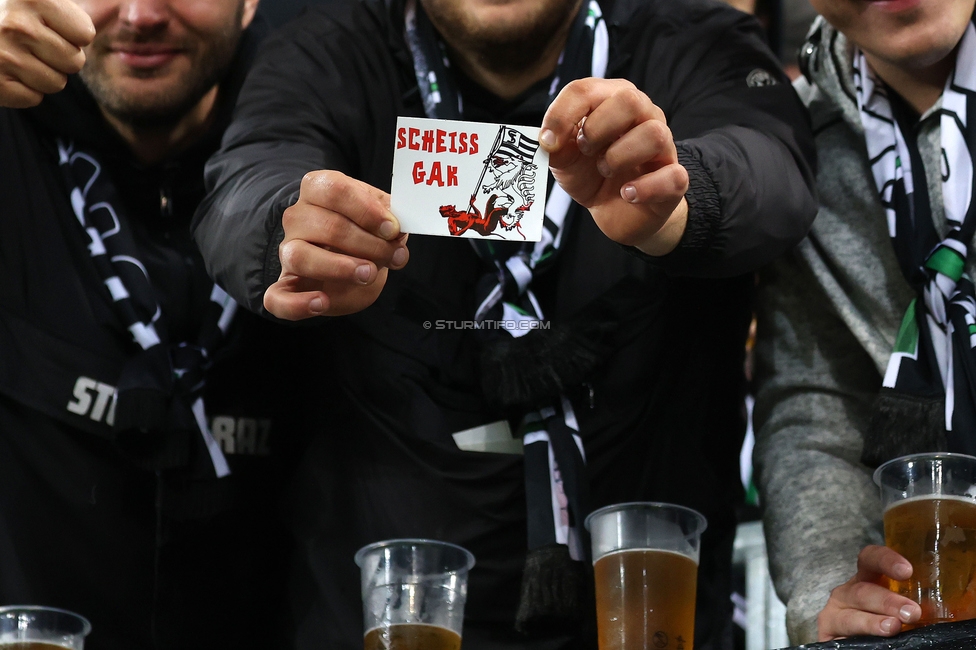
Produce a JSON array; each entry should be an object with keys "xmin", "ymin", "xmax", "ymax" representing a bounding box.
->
[
  {"xmin": 856, "ymin": 545, "xmax": 913, "ymax": 582},
  {"xmin": 300, "ymin": 171, "xmax": 401, "ymax": 241},
  {"xmin": 38, "ymin": 0, "xmax": 95, "ymax": 48}
]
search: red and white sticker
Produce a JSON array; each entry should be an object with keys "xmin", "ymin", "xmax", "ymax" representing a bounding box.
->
[{"xmin": 391, "ymin": 116, "xmax": 550, "ymax": 242}]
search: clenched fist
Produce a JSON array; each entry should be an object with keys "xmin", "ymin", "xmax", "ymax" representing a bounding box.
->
[
  {"xmin": 0, "ymin": 0, "xmax": 95, "ymax": 107},
  {"xmin": 540, "ymin": 78, "xmax": 689, "ymax": 256},
  {"xmin": 264, "ymin": 170, "xmax": 410, "ymax": 320}
]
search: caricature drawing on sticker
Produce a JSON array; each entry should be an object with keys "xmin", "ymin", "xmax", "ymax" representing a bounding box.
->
[{"xmin": 440, "ymin": 126, "xmax": 540, "ymax": 240}]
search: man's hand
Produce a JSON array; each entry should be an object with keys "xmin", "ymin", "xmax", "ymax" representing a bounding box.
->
[
  {"xmin": 539, "ymin": 78, "xmax": 689, "ymax": 256},
  {"xmin": 0, "ymin": 0, "xmax": 95, "ymax": 108},
  {"xmin": 263, "ymin": 170, "xmax": 409, "ymax": 320},
  {"xmin": 817, "ymin": 545, "xmax": 921, "ymax": 641}
]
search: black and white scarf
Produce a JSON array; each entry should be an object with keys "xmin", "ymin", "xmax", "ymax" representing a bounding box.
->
[
  {"xmin": 856, "ymin": 20, "xmax": 976, "ymax": 459},
  {"xmin": 405, "ymin": 0, "xmax": 608, "ymax": 634},
  {"xmin": 58, "ymin": 140, "xmax": 235, "ymax": 477}
]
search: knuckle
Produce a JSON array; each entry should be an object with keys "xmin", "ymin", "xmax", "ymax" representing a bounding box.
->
[
  {"xmin": 564, "ymin": 77, "xmax": 592, "ymax": 95},
  {"xmin": 1, "ymin": 11, "xmax": 35, "ymax": 41},
  {"xmin": 671, "ymin": 164, "xmax": 689, "ymax": 193},
  {"xmin": 647, "ymin": 120, "xmax": 672, "ymax": 147},
  {"xmin": 315, "ymin": 169, "xmax": 342, "ymax": 190},
  {"xmin": 648, "ymin": 101, "xmax": 666, "ymax": 122},
  {"xmin": 21, "ymin": 89, "xmax": 42, "ymax": 106},
  {"xmin": 262, "ymin": 287, "xmax": 278, "ymax": 313},
  {"xmin": 278, "ymin": 239, "xmax": 304, "ymax": 271},
  {"xmin": 281, "ymin": 204, "xmax": 301, "ymax": 231},
  {"xmin": 620, "ymin": 85, "xmax": 646, "ymax": 111},
  {"xmin": 299, "ymin": 171, "xmax": 317, "ymax": 191},
  {"xmin": 333, "ymin": 255, "xmax": 357, "ymax": 280},
  {"xmin": 849, "ymin": 580, "xmax": 878, "ymax": 603},
  {"xmin": 881, "ymin": 592, "xmax": 907, "ymax": 613},
  {"xmin": 65, "ymin": 49, "xmax": 85, "ymax": 74},
  {"xmin": 0, "ymin": 48, "xmax": 15, "ymax": 70},
  {"xmin": 828, "ymin": 583, "xmax": 849, "ymax": 600},
  {"xmin": 263, "ymin": 289, "xmax": 298, "ymax": 321},
  {"xmin": 302, "ymin": 170, "xmax": 345, "ymax": 205},
  {"xmin": 47, "ymin": 70, "xmax": 67, "ymax": 92},
  {"xmin": 353, "ymin": 198, "xmax": 379, "ymax": 230},
  {"xmin": 858, "ymin": 546, "xmax": 884, "ymax": 571},
  {"xmin": 302, "ymin": 169, "xmax": 332, "ymax": 193},
  {"xmin": 318, "ymin": 212, "xmax": 345, "ymax": 245}
]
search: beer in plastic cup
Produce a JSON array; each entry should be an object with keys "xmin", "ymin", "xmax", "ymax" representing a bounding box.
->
[
  {"xmin": 0, "ymin": 606, "xmax": 91, "ymax": 649},
  {"xmin": 585, "ymin": 502, "xmax": 707, "ymax": 650},
  {"xmin": 874, "ymin": 452, "xmax": 976, "ymax": 628},
  {"xmin": 355, "ymin": 538, "xmax": 475, "ymax": 650}
]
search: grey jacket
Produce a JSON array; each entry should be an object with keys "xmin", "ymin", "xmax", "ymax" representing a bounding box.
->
[{"xmin": 753, "ymin": 18, "xmax": 956, "ymax": 644}]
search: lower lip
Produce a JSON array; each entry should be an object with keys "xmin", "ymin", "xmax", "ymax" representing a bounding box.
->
[
  {"xmin": 866, "ymin": 0, "xmax": 922, "ymax": 13},
  {"xmin": 113, "ymin": 51, "xmax": 180, "ymax": 69}
]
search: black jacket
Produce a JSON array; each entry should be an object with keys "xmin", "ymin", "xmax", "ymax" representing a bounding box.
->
[
  {"xmin": 0, "ymin": 28, "xmax": 310, "ymax": 650},
  {"xmin": 193, "ymin": 2, "xmax": 817, "ymax": 650}
]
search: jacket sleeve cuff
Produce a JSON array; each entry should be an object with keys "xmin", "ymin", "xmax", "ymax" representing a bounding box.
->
[
  {"xmin": 626, "ymin": 143, "xmax": 723, "ymax": 269},
  {"xmin": 674, "ymin": 143, "xmax": 722, "ymax": 255}
]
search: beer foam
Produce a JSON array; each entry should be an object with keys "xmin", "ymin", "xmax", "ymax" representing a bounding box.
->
[
  {"xmin": 884, "ymin": 493, "xmax": 976, "ymax": 513},
  {"xmin": 594, "ymin": 547, "xmax": 698, "ymax": 565},
  {"xmin": 363, "ymin": 623, "xmax": 458, "ymax": 634}
]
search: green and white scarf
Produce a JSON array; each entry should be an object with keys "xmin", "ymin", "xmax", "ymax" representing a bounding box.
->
[{"xmin": 856, "ymin": 20, "xmax": 976, "ymax": 455}]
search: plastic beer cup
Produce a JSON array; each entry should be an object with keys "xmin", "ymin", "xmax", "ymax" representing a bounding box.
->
[
  {"xmin": 0, "ymin": 606, "xmax": 91, "ymax": 649},
  {"xmin": 585, "ymin": 502, "xmax": 707, "ymax": 650},
  {"xmin": 874, "ymin": 452, "xmax": 976, "ymax": 628},
  {"xmin": 355, "ymin": 538, "xmax": 476, "ymax": 650}
]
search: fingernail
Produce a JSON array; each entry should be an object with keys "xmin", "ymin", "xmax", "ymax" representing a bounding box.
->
[
  {"xmin": 880, "ymin": 618, "xmax": 894, "ymax": 635},
  {"xmin": 355, "ymin": 264, "xmax": 371, "ymax": 284},
  {"xmin": 894, "ymin": 562, "xmax": 913, "ymax": 579},
  {"xmin": 596, "ymin": 158, "xmax": 612, "ymax": 178},
  {"xmin": 577, "ymin": 129, "xmax": 592, "ymax": 155},
  {"xmin": 621, "ymin": 185, "xmax": 638, "ymax": 202},
  {"xmin": 392, "ymin": 247, "xmax": 407, "ymax": 268},
  {"xmin": 379, "ymin": 220, "xmax": 397, "ymax": 240},
  {"xmin": 900, "ymin": 605, "xmax": 917, "ymax": 622},
  {"xmin": 540, "ymin": 129, "xmax": 556, "ymax": 148},
  {"xmin": 309, "ymin": 297, "xmax": 324, "ymax": 314}
]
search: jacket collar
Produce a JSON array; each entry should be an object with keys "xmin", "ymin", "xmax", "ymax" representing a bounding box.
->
[{"xmin": 797, "ymin": 17, "xmax": 869, "ymax": 138}]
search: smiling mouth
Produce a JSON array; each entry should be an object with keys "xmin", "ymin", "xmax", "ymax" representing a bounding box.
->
[
  {"xmin": 108, "ymin": 46, "xmax": 185, "ymax": 69},
  {"xmin": 864, "ymin": 0, "xmax": 922, "ymax": 12}
]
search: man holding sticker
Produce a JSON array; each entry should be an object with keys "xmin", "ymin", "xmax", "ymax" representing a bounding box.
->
[{"xmin": 194, "ymin": 0, "xmax": 817, "ymax": 648}]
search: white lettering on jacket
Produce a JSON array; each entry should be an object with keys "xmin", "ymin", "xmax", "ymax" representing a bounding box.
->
[
  {"xmin": 209, "ymin": 416, "xmax": 272, "ymax": 456},
  {"xmin": 66, "ymin": 376, "xmax": 117, "ymax": 425},
  {"xmin": 65, "ymin": 376, "xmax": 272, "ymax": 455}
]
